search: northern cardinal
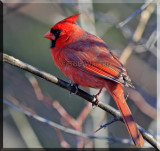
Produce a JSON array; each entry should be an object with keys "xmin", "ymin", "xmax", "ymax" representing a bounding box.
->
[{"xmin": 44, "ymin": 14, "xmax": 144, "ymax": 147}]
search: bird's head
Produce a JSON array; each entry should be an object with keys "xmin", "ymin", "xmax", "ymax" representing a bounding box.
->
[{"xmin": 44, "ymin": 14, "xmax": 82, "ymax": 48}]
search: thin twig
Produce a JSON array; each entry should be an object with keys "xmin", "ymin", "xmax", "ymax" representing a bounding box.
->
[
  {"xmin": 117, "ymin": 0, "xmax": 154, "ymax": 28},
  {"xmin": 3, "ymin": 53, "xmax": 160, "ymax": 150},
  {"xmin": 7, "ymin": 95, "xmax": 71, "ymax": 148},
  {"xmin": 27, "ymin": 74, "xmax": 79, "ymax": 128},
  {"xmin": 94, "ymin": 118, "xmax": 119, "ymax": 133},
  {"xmin": 124, "ymin": 87, "xmax": 158, "ymax": 119},
  {"xmin": 119, "ymin": 2, "xmax": 156, "ymax": 64},
  {"xmin": 76, "ymin": 102, "xmax": 91, "ymax": 127},
  {"xmin": 54, "ymin": 128, "xmax": 70, "ymax": 148},
  {"xmin": 3, "ymin": 99, "xmax": 132, "ymax": 145},
  {"xmin": 27, "ymin": 74, "xmax": 91, "ymax": 131}
]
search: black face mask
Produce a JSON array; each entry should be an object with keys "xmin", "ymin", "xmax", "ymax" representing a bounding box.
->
[{"xmin": 50, "ymin": 29, "xmax": 62, "ymax": 48}]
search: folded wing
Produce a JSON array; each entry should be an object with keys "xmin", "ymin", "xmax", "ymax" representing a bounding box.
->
[{"xmin": 63, "ymin": 36, "xmax": 134, "ymax": 88}]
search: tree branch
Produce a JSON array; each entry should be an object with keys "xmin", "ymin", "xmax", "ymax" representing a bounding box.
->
[
  {"xmin": 3, "ymin": 99, "xmax": 132, "ymax": 145},
  {"xmin": 117, "ymin": 0, "xmax": 155, "ymax": 28},
  {"xmin": 2, "ymin": 53, "xmax": 160, "ymax": 150}
]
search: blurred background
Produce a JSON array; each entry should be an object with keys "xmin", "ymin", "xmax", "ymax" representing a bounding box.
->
[{"xmin": 3, "ymin": 0, "xmax": 158, "ymax": 148}]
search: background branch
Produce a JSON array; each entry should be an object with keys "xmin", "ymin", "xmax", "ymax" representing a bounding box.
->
[
  {"xmin": 6, "ymin": 95, "xmax": 71, "ymax": 148},
  {"xmin": 3, "ymin": 53, "xmax": 160, "ymax": 150},
  {"xmin": 117, "ymin": 0, "xmax": 155, "ymax": 28},
  {"xmin": 3, "ymin": 99, "xmax": 133, "ymax": 145}
]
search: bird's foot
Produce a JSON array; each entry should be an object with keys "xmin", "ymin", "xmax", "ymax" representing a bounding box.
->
[
  {"xmin": 92, "ymin": 88, "xmax": 103, "ymax": 108},
  {"xmin": 92, "ymin": 95, "xmax": 99, "ymax": 108},
  {"xmin": 69, "ymin": 81, "xmax": 79, "ymax": 94}
]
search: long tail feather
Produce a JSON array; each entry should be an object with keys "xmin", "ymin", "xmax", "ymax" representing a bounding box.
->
[{"xmin": 105, "ymin": 82, "xmax": 144, "ymax": 147}]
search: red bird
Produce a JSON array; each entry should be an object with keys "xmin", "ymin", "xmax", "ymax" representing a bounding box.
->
[{"xmin": 44, "ymin": 14, "xmax": 144, "ymax": 147}]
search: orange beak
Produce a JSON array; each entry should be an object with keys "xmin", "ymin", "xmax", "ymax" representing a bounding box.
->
[{"xmin": 44, "ymin": 31, "xmax": 55, "ymax": 40}]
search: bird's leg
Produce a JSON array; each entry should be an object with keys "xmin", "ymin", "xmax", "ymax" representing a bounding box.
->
[
  {"xmin": 69, "ymin": 81, "xmax": 79, "ymax": 94},
  {"xmin": 92, "ymin": 88, "xmax": 103, "ymax": 107},
  {"xmin": 96, "ymin": 88, "xmax": 103, "ymax": 96}
]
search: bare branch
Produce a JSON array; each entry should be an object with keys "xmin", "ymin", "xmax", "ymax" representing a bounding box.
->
[
  {"xmin": 120, "ymin": 2, "xmax": 156, "ymax": 64},
  {"xmin": 117, "ymin": 0, "xmax": 155, "ymax": 28},
  {"xmin": 54, "ymin": 128, "xmax": 70, "ymax": 148},
  {"xmin": 76, "ymin": 102, "xmax": 91, "ymax": 125},
  {"xmin": 3, "ymin": 53, "xmax": 160, "ymax": 150},
  {"xmin": 95, "ymin": 118, "xmax": 119, "ymax": 133},
  {"xmin": 27, "ymin": 74, "xmax": 80, "ymax": 129},
  {"xmin": 3, "ymin": 99, "xmax": 132, "ymax": 145},
  {"xmin": 7, "ymin": 95, "xmax": 71, "ymax": 148},
  {"xmin": 124, "ymin": 87, "xmax": 158, "ymax": 119}
]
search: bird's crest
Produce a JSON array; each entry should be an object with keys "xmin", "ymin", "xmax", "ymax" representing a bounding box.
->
[{"xmin": 61, "ymin": 14, "xmax": 80, "ymax": 24}]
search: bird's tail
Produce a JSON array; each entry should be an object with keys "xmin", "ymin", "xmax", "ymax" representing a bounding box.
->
[{"xmin": 105, "ymin": 82, "xmax": 144, "ymax": 147}]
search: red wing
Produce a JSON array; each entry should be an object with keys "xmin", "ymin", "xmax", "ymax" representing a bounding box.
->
[
  {"xmin": 84, "ymin": 61, "xmax": 124, "ymax": 83},
  {"xmin": 62, "ymin": 38, "xmax": 133, "ymax": 87}
]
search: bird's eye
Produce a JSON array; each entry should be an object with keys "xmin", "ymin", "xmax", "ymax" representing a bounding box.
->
[
  {"xmin": 54, "ymin": 30, "xmax": 61, "ymax": 37},
  {"xmin": 55, "ymin": 30, "xmax": 61, "ymax": 34},
  {"xmin": 50, "ymin": 29, "xmax": 61, "ymax": 36}
]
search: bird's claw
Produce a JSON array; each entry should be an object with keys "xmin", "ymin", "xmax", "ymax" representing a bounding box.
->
[
  {"xmin": 92, "ymin": 95, "xmax": 99, "ymax": 108},
  {"xmin": 69, "ymin": 81, "xmax": 79, "ymax": 94},
  {"xmin": 92, "ymin": 88, "xmax": 102, "ymax": 108}
]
